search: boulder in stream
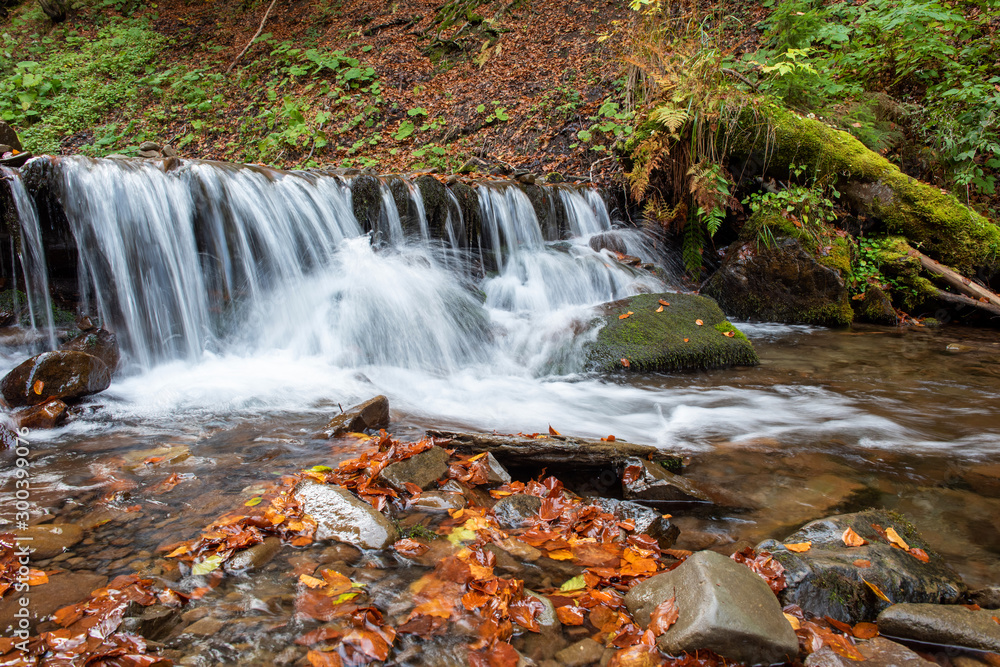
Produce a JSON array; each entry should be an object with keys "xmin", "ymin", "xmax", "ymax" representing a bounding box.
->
[
  {"xmin": 60, "ymin": 328, "xmax": 121, "ymax": 375},
  {"xmin": 12, "ymin": 398, "xmax": 67, "ymax": 429},
  {"xmin": 293, "ymin": 479, "xmax": 398, "ymax": 549},
  {"xmin": 591, "ymin": 497, "xmax": 680, "ymax": 549},
  {"xmin": 378, "ymin": 445, "xmax": 450, "ymax": 491},
  {"xmin": 0, "ymin": 350, "xmax": 111, "ymax": 407},
  {"xmin": 624, "ymin": 550, "xmax": 799, "ymax": 664},
  {"xmin": 621, "ymin": 457, "xmax": 711, "ymax": 504},
  {"xmin": 757, "ymin": 509, "xmax": 966, "ymax": 624},
  {"xmin": 877, "ymin": 603, "xmax": 1000, "ymax": 652},
  {"xmin": 584, "ymin": 292, "xmax": 758, "ymax": 373},
  {"xmin": 320, "ymin": 395, "xmax": 390, "ymax": 438},
  {"xmin": 804, "ymin": 637, "xmax": 936, "ymax": 667}
]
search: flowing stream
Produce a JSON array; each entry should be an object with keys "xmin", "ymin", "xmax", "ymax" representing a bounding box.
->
[{"xmin": 1, "ymin": 157, "xmax": 999, "ymax": 663}]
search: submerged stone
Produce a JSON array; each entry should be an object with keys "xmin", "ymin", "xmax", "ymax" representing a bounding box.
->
[
  {"xmin": 592, "ymin": 497, "xmax": 680, "ymax": 549},
  {"xmin": 225, "ymin": 536, "xmax": 282, "ymax": 572},
  {"xmin": 492, "ymin": 494, "xmax": 543, "ymax": 529},
  {"xmin": 624, "ymin": 550, "xmax": 798, "ymax": 664},
  {"xmin": 804, "ymin": 637, "xmax": 936, "ymax": 667},
  {"xmin": 321, "ymin": 395, "xmax": 390, "ymax": 438},
  {"xmin": 621, "ymin": 457, "xmax": 711, "ymax": 504},
  {"xmin": 757, "ymin": 509, "xmax": 966, "ymax": 624},
  {"xmin": 293, "ymin": 480, "xmax": 398, "ymax": 549},
  {"xmin": 0, "ymin": 350, "xmax": 111, "ymax": 406},
  {"xmin": 378, "ymin": 445, "xmax": 450, "ymax": 491},
  {"xmin": 14, "ymin": 523, "xmax": 82, "ymax": 559},
  {"xmin": 584, "ymin": 293, "xmax": 758, "ymax": 373},
  {"xmin": 877, "ymin": 603, "xmax": 1000, "ymax": 652}
]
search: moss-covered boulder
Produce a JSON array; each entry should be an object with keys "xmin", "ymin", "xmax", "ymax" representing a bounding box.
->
[
  {"xmin": 731, "ymin": 104, "xmax": 1000, "ymax": 275},
  {"xmin": 415, "ymin": 175, "xmax": 449, "ymax": 239},
  {"xmin": 584, "ymin": 293, "xmax": 758, "ymax": 373},
  {"xmin": 852, "ymin": 285, "xmax": 897, "ymax": 325},
  {"xmin": 757, "ymin": 510, "xmax": 966, "ymax": 624},
  {"xmin": 702, "ymin": 212, "xmax": 854, "ymax": 326},
  {"xmin": 350, "ymin": 174, "xmax": 382, "ymax": 235}
]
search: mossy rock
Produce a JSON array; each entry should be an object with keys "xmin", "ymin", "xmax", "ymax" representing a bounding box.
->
[
  {"xmin": 415, "ymin": 175, "xmax": 449, "ymax": 239},
  {"xmin": 864, "ymin": 236, "xmax": 938, "ymax": 311},
  {"xmin": 731, "ymin": 104, "xmax": 1000, "ymax": 274},
  {"xmin": 703, "ymin": 213, "xmax": 854, "ymax": 327},
  {"xmin": 584, "ymin": 293, "xmax": 758, "ymax": 373},
  {"xmin": 757, "ymin": 509, "xmax": 966, "ymax": 624},
  {"xmin": 852, "ymin": 284, "xmax": 897, "ymax": 325},
  {"xmin": 350, "ymin": 174, "xmax": 382, "ymax": 235}
]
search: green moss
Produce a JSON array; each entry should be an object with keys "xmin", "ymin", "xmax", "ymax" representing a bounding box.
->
[
  {"xmin": 713, "ymin": 320, "xmax": 748, "ymax": 342},
  {"xmin": 584, "ymin": 293, "xmax": 758, "ymax": 373},
  {"xmin": 742, "ymin": 211, "xmax": 852, "ymax": 276},
  {"xmin": 732, "ymin": 103, "xmax": 1000, "ymax": 274},
  {"xmin": 867, "ymin": 235, "xmax": 940, "ymax": 310},
  {"xmin": 351, "ymin": 174, "xmax": 382, "ymax": 234}
]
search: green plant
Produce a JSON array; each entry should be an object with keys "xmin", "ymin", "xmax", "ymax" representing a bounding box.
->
[{"xmin": 742, "ymin": 166, "xmax": 840, "ymax": 250}]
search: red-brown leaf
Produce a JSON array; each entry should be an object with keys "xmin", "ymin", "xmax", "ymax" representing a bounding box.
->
[{"xmin": 649, "ymin": 596, "xmax": 679, "ymax": 635}]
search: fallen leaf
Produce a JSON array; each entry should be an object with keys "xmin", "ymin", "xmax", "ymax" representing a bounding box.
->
[
  {"xmin": 885, "ymin": 527, "xmax": 910, "ymax": 550},
  {"xmin": 826, "ymin": 616, "xmax": 853, "ymax": 635},
  {"xmin": 695, "ymin": 319, "xmax": 704, "ymax": 325},
  {"xmin": 683, "ymin": 338, "xmax": 689, "ymax": 343},
  {"xmin": 556, "ymin": 604, "xmax": 585, "ymax": 625},
  {"xmin": 649, "ymin": 596, "xmax": 679, "ymax": 635},
  {"xmin": 842, "ymin": 527, "xmax": 868, "ymax": 547},
  {"xmin": 784, "ymin": 613, "xmax": 801, "ymax": 630},
  {"xmin": 621, "ymin": 358, "xmax": 630, "ymax": 368},
  {"xmin": 852, "ymin": 122, "xmax": 862, "ymax": 128},
  {"xmin": 32, "ymin": 380, "xmax": 44, "ymax": 395},
  {"xmin": 559, "ymin": 575, "xmax": 586, "ymax": 592},
  {"xmin": 191, "ymin": 555, "xmax": 223, "ymax": 576},
  {"xmin": 784, "ymin": 542, "xmax": 812, "ymax": 553},
  {"xmin": 245, "ymin": 497, "xmax": 263, "ymax": 507},
  {"xmin": 853, "ymin": 622, "xmax": 879, "ymax": 639},
  {"xmin": 908, "ymin": 547, "xmax": 930, "ymax": 563},
  {"xmin": 27, "ymin": 570, "xmax": 48, "ymax": 586},
  {"xmin": 394, "ymin": 539, "xmax": 429, "ymax": 558},
  {"xmin": 658, "ymin": 300, "xmax": 670, "ymax": 306},
  {"xmin": 601, "ymin": 435, "xmax": 616, "ymax": 442},
  {"xmin": 608, "ymin": 644, "xmax": 661, "ymax": 667},
  {"xmin": 548, "ymin": 425, "xmax": 561, "ymax": 436},
  {"xmin": 723, "ymin": 330, "xmax": 735, "ymax": 337},
  {"xmin": 863, "ymin": 579, "xmax": 892, "ymax": 603},
  {"xmin": 619, "ymin": 311, "xmax": 634, "ymax": 320},
  {"xmin": 853, "ymin": 559, "xmax": 872, "ymax": 568},
  {"xmin": 307, "ymin": 649, "xmax": 343, "ymax": 667},
  {"xmin": 993, "ymin": 616, "xmax": 1000, "ymax": 626},
  {"xmin": 827, "ymin": 633, "xmax": 865, "ymax": 661},
  {"xmin": 299, "ymin": 574, "xmax": 326, "ymax": 589},
  {"xmin": 964, "ymin": 604, "xmax": 982, "ymax": 611},
  {"xmin": 656, "ymin": 305, "xmax": 664, "ymax": 313}
]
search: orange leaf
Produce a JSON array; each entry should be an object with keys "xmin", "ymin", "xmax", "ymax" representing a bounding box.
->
[
  {"xmin": 548, "ymin": 425, "xmax": 561, "ymax": 436},
  {"xmin": 27, "ymin": 570, "xmax": 48, "ymax": 586},
  {"xmin": 649, "ymin": 596, "xmax": 679, "ymax": 635},
  {"xmin": 853, "ymin": 559, "xmax": 871, "ymax": 568},
  {"xmin": 723, "ymin": 330, "xmax": 735, "ymax": 337},
  {"xmin": 784, "ymin": 542, "xmax": 812, "ymax": 553},
  {"xmin": 825, "ymin": 616, "xmax": 853, "ymax": 635},
  {"xmin": 32, "ymin": 380, "xmax": 44, "ymax": 395},
  {"xmin": 608, "ymin": 644, "xmax": 661, "ymax": 667},
  {"xmin": 621, "ymin": 358, "xmax": 630, "ymax": 368},
  {"xmin": 863, "ymin": 579, "xmax": 892, "ymax": 603},
  {"xmin": 320, "ymin": 569, "xmax": 354, "ymax": 597},
  {"xmin": 683, "ymin": 338, "xmax": 689, "ymax": 343},
  {"xmin": 842, "ymin": 527, "xmax": 868, "ymax": 547},
  {"xmin": 547, "ymin": 549, "xmax": 574, "ymax": 561},
  {"xmin": 394, "ymin": 539, "xmax": 429, "ymax": 558},
  {"xmin": 556, "ymin": 605, "xmax": 585, "ymax": 626},
  {"xmin": 908, "ymin": 548, "xmax": 930, "ymax": 563},
  {"xmin": 993, "ymin": 616, "xmax": 1000, "ymax": 626},
  {"xmin": 299, "ymin": 574, "xmax": 326, "ymax": 589},
  {"xmin": 853, "ymin": 622, "xmax": 879, "ymax": 639},
  {"xmin": 695, "ymin": 319, "xmax": 703, "ymax": 326},
  {"xmin": 826, "ymin": 634, "xmax": 865, "ymax": 661},
  {"xmin": 619, "ymin": 311, "xmax": 634, "ymax": 320},
  {"xmin": 885, "ymin": 527, "xmax": 910, "ymax": 550},
  {"xmin": 658, "ymin": 300, "xmax": 670, "ymax": 306}
]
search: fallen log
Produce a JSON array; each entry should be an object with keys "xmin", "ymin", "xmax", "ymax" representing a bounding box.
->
[
  {"xmin": 932, "ymin": 289, "xmax": 1000, "ymax": 318},
  {"xmin": 426, "ymin": 430, "xmax": 679, "ymax": 469},
  {"xmin": 910, "ymin": 248, "xmax": 1000, "ymax": 310}
]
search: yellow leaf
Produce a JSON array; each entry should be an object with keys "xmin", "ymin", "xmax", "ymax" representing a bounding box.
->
[
  {"xmin": 192, "ymin": 554, "xmax": 223, "ymax": 576},
  {"xmin": 165, "ymin": 545, "xmax": 190, "ymax": 558},
  {"xmin": 863, "ymin": 578, "xmax": 892, "ymax": 603},
  {"xmin": 299, "ymin": 574, "xmax": 326, "ymax": 589},
  {"xmin": 885, "ymin": 527, "xmax": 910, "ymax": 550},
  {"xmin": 245, "ymin": 497, "xmax": 263, "ymax": 507},
  {"xmin": 548, "ymin": 425, "xmax": 561, "ymax": 436},
  {"xmin": 784, "ymin": 542, "xmax": 812, "ymax": 553},
  {"xmin": 619, "ymin": 311, "xmax": 634, "ymax": 320},
  {"xmin": 656, "ymin": 305, "xmax": 664, "ymax": 313},
  {"xmin": 783, "ymin": 613, "xmax": 801, "ymax": 630},
  {"xmin": 559, "ymin": 575, "xmax": 586, "ymax": 592},
  {"xmin": 547, "ymin": 549, "xmax": 574, "ymax": 561}
]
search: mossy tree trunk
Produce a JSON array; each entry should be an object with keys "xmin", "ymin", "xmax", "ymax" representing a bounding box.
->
[{"xmin": 729, "ymin": 104, "xmax": 1000, "ymax": 277}]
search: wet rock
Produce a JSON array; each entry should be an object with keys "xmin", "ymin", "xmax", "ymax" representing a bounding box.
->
[
  {"xmin": 181, "ymin": 616, "xmax": 226, "ymax": 637},
  {"xmin": 321, "ymin": 395, "xmax": 389, "ymax": 438},
  {"xmin": 138, "ymin": 150, "xmax": 161, "ymax": 158},
  {"xmin": 411, "ymin": 490, "xmax": 466, "ymax": 512},
  {"xmin": 757, "ymin": 509, "xmax": 966, "ymax": 624},
  {"xmin": 12, "ymin": 398, "xmax": 68, "ymax": 429},
  {"xmin": 225, "ymin": 536, "xmax": 282, "ymax": 572},
  {"xmin": 804, "ymin": 637, "xmax": 936, "ymax": 667},
  {"xmin": 0, "ymin": 121, "xmax": 21, "ymax": 152},
  {"xmin": 351, "ymin": 174, "xmax": 382, "ymax": 233},
  {"xmin": 161, "ymin": 145, "xmax": 178, "ymax": 158},
  {"xmin": 415, "ymin": 174, "xmax": 449, "ymax": 239},
  {"xmin": 479, "ymin": 452, "xmax": 512, "ymax": 485},
  {"xmin": 584, "ymin": 293, "xmax": 758, "ymax": 373},
  {"xmin": 121, "ymin": 604, "xmax": 181, "ymax": 641},
  {"xmin": 589, "ymin": 231, "xmax": 627, "ymax": 255},
  {"xmin": 139, "ymin": 141, "xmax": 162, "ymax": 152},
  {"xmin": 624, "ymin": 550, "xmax": 798, "ymax": 664},
  {"xmin": 526, "ymin": 590, "xmax": 558, "ymax": 630},
  {"xmin": 379, "ymin": 446, "xmax": 449, "ymax": 492},
  {"xmin": 853, "ymin": 285, "xmax": 898, "ymax": 325},
  {"xmin": 592, "ymin": 498, "xmax": 680, "ymax": 550},
  {"xmin": 555, "ymin": 637, "xmax": 604, "ymax": 667},
  {"xmin": 965, "ymin": 463, "xmax": 1000, "ymax": 499},
  {"xmin": 0, "ymin": 572, "xmax": 106, "ymax": 632},
  {"xmin": 121, "ymin": 444, "xmax": 191, "ymax": 470},
  {"xmin": 621, "ymin": 458, "xmax": 711, "ymax": 503},
  {"xmin": 293, "ymin": 480, "xmax": 398, "ymax": 549},
  {"xmin": 492, "ymin": 494, "xmax": 543, "ymax": 529},
  {"xmin": 0, "ymin": 350, "xmax": 111, "ymax": 406},
  {"xmin": 15, "ymin": 523, "xmax": 83, "ymax": 559},
  {"xmin": 878, "ymin": 603, "xmax": 1000, "ymax": 652},
  {"xmin": 969, "ymin": 586, "xmax": 1000, "ymax": 609},
  {"xmin": 60, "ymin": 328, "xmax": 121, "ymax": 374}
]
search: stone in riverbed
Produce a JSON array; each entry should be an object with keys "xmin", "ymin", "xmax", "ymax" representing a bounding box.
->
[
  {"xmin": 12, "ymin": 398, "xmax": 67, "ymax": 429},
  {"xmin": 0, "ymin": 571, "xmax": 106, "ymax": 633},
  {"xmin": 877, "ymin": 603, "xmax": 1000, "ymax": 652},
  {"xmin": 492, "ymin": 494, "xmax": 542, "ymax": 529},
  {"xmin": 584, "ymin": 292, "xmax": 758, "ymax": 373},
  {"xmin": 757, "ymin": 509, "xmax": 966, "ymax": 624},
  {"xmin": 14, "ymin": 523, "xmax": 83, "ymax": 559},
  {"xmin": 592, "ymin": 497, "xmax": 680, "ymax": 549},
  {"xmin": 804, "ymin": 637, "xmax": 936, "ymax": 667},
  {"xmin": 225, "ymin": 536, "xmax": 282, "ymax": 572},
  {"xmin": 320, "ymin": 395, "xmax": 389, "ymax": 438},
  {"xmin": 624, "ymin": 550, "xmax": 798, "ymax": 664},
  {"xmin": 555, "ymin": 637, "xmax": 605, "ymax": 667},
  {"xmin": 621, "ymin": 457, "xmax": 711, "ymax": 503},
  {"xmin": 60, "ymin": 328, "xmax": 121, "ymax": 375},
  {"xmin": 293, "ymin": 480, "xmax": 398, "ymax": 549},
  {"xmin": 0, "ymin": 350, "xmax": 111, "ymax": 407},
  {"xmin": 378, "ymin": 445, "xmax": 449, "ymax": 492}
]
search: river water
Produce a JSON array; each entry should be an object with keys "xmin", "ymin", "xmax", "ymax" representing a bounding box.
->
[{"xmin": 0, "ymin": 157, "xmax": 998, "ymax": 663}]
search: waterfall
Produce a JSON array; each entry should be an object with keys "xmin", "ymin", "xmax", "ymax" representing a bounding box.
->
[
  {"xmin": 8, "ymin": 156, "xmax": 669, "ymax": 374},
  {"xmin": 2, "ymin": 166, "xmax": 56, "ymax": 348}
]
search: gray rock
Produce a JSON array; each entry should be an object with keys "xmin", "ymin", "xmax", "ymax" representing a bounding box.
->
[
  {"xmin": 138, "ymin": 149, "xmax": 161, "ymax": 158},
  {"xmin": 182, "ymin": 616, "xmax": 226, "ymax": 637},
  {"xmin": 60, "ymin": 328, "xmax": 121, "ymax": 374},
  {"xmin": 621, "ymin": 457, "xmax": 710, "ymax": 503},
  {"xmin": 555, "ymin": 638, "xmax": 605, "ymax": 667},
  {"xmin": 592, "ymin": 497, "xmax": 680, "ymax": 550},
  {"xmin": 481, "ymin": 452, "xmax": 511, "ymax": 485},
  {"xmin": 294, "ymin": 480, "xmax": 398, "ymax": 549},
  {"xmin": 757, "ymin": 509, "xmax": 966, "ymax": 624},
  {"xmin": 0, "ymin": 121, "xmax": 21, "ymax": 152},
  {"xmin": 589, "ymin": 232, "xmax": 627, "ymax": 255},
  {"xmin": 378, "ymin": 446, "xmax": 449, "ymax": 491},
  {"xmin": 121, "ymin": 604, "xmax": 182, "ymax": 641},
  {"xmin": 0, "ymin": 350, "xmax": 111, "ymax": 406},
  {"xmin": 804, "ymin": 638, "xmax": 936, "ymax": 667},
  {"xmin": 492, "ymin": 494, "xmax": 543, "ymax": 529},
  {"xmin": 411, "ymin": 490, "xmax": 466, "ymax": 512},
  {"xmin": 0, "ymin": 572, "xmax": 106, "ymax": 633},
  {"xmin": 14, "ymin": 523, "xmax": 82, "ymax": 559},
  {"xmin": 321, "ymin": 395, "xmax": 390, "ymax": 438},
  {"xmin": 161, "ymin": 145, "xmax": 178, "ymax": 157},
  {"xmin": 139, "ymin": 141, "xmax": 162, "ymax": 152},
  {"xmin": 877, "ymin": 603, "xmax": 1000, "ymax": 652},
  {"xmin": 970, "ymin": 586, "xmax": 1000, "ymax": 609},
  {"xmin": 225, "ymin": 536, "xmax": 282, "ymax": 572},
  {"xmin": 624, "ymin": 550, "xmax": 798, "ymax": 665},
  {"xmin": 525, "ymin": 590, "xmax": 558, "ymax": 630}
]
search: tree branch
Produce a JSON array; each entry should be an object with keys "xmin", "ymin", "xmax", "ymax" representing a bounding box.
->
[{"xmin": 226, "ymin": 0, "xmax": 279, "ymax": 75}]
